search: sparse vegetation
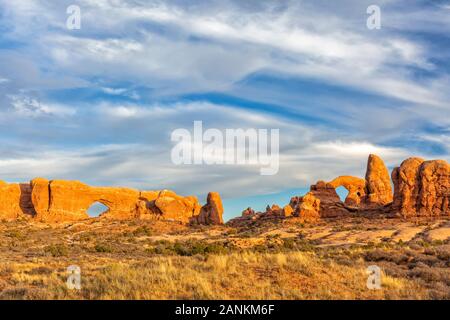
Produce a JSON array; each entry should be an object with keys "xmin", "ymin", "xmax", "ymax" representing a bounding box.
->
[
  {"xmin": 0, "ymin": 217, "xmax": 448, "ymax": 300},
  {"xmin": 44, "ymin": 244, "xmax": 69, "ymax": 257}
]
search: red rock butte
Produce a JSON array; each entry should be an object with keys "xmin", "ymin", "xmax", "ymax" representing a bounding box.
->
[
  {"xmin": 0, "ymin": 178, "xmax": 223, "ymax": 225},
  {"xmin": 230, "ymin": 154, "xmax": 449, "ymax": 225}
]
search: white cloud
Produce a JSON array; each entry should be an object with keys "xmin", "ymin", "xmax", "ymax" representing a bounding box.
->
[
  {"xmin": 3, "ymin": 0, "xmax": 446, "ymax": 106},
  {"xmin": 313, "ymin": 141, "xmax": 407, "ymax": 159},
  {"xmin": 101, "ymin": 87, "xmax": 140, "ymax": 99},
  {"xmin": 8, "ymin": 95, "xmax": 76, "ymax": 117},
  {"xmin": 0, "ymin": 100, "xmax": 434, "ymax": 199},
  {"xmin": 0, "ymin": 0, "xmax": 448, "ymax": 203}
]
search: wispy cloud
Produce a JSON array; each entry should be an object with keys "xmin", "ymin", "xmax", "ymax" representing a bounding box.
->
[
  {"xmin": 8, "ymin": 95, "xmax": 76, "ymax": 117},
  {"xmin": 0, "ymin": 0, "xmax": 448, "ymax": 205}
]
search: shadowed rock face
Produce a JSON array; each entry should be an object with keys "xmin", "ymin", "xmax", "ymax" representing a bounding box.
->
[
  {"xmin": 391, "ymin": 158, "xmax": 449, "ymax": 217},
  {"xmin": 0, "ymin": 179, "xmax": 224, "ymax": 225}
]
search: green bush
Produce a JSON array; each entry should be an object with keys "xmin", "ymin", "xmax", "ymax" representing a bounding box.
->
[
  {"xmin": 95, "ymin": 243, "xmax": 113, "ymax": 253},
  {"xmin": 44, "ymin": 244, "xmax": 69, "ymax": 257},
  {"xmin": 148, "ymin": 240, "xmax": 229, "ymax": 256},
  {"xmin": 131, "ymin": 226, "xmax": 153, "ymax": 237}
]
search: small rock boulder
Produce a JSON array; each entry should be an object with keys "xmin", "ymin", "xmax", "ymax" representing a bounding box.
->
[{"xmin": 242, "ymin": 207, "xmax": 255, "ymax": 217}]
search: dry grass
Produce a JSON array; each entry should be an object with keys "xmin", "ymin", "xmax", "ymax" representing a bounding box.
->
[
  {"xmin": 0, "ymin": 218, "xmax": 448, "ymax": 300},
  {"xmin": 0, "ymin": 251, "xmax": 429, "ymax": 300}
]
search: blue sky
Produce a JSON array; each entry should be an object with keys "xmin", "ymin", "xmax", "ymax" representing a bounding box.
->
[{"xmin": 0, "ymin": 0, "xmax": 449, "ymax": 220}]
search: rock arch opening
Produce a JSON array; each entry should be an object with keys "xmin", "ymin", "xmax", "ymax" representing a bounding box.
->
[
  {"xmin": 87, "ymin": 201, "xmax": 109, "ymax": 218},
  {"xmin": 335, "ymin": 186, "xmax": 349, "ymax": 203}
]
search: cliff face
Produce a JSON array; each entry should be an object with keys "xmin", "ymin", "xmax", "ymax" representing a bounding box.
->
[
  {"xmin": 391, "ymin": 158, "xmax": 449, "ymax": 217},
  {"xmin": 0, "ymin": 179, "xmax": 224, "ymax": 225},
  {"xmin": 0, "ymin": 181, "xmax": 23, "ymax": 220}
]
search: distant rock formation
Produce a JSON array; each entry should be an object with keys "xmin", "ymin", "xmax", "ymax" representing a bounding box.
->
[
  {"xmin": 391, "ymin": 158, "xmax": 449, "ymax": 217},
  {"xmin": 365, "ymin": 154, "xmax": 393, "ymax": 206},
  {"xmin": 242, "ymin": 207, "xmax": 255, "ymax": 217},
  {"xmin": 282, "ymin": 204, "xmax": 294, "ymax": 217},
  {"xmin": 1, "ymin": 154, "xmax": 448, "ymax": 226},
  {"xmin": 328, "ymin": 176, "xmax": 366, "ymax": 207},
  {"xmin": 152, "ymin": 190, "xmax": 202, "ymax": 223},
  {"xmin": 0, "ymin": 181, "xmax": 23, "ymax": 220},
  {"xmin": 229, "ymin": 154, "xmax": 449, "ymax": 225},
  {"xmin": 0, "ymin": 178, "xmax": 224, "ymax": 225},
  {"xmin": 290, "ymin": 192, "xmax": 321, "ymax": 222},
  {"xmin": 197, "ymin": 192, "xmax": 224, "ymax": 225}
]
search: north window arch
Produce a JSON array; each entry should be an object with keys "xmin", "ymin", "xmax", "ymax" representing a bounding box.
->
[{"xmin": 86, "ymin": 201, "xmax": 109, "ymax": 218}]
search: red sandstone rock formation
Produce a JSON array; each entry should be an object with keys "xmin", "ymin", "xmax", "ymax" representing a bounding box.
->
[
  {"xmin": 418, "ymin": 160, "xmax": 449, "ymax": 216},
  {"xmin": 1, "ymin": 154, "xmax": 448, "ymax": 225},
  {"xmin": 282, "ymin": 204, "xmax": 294, "ymax": 217},
  {"xmin": 266, "ymin": 204, "xmax": 282, "ymax": 216},
  {"xmin": 292, "ymin": 193, "xmax": 321, "ymax": 222},
  {"xmin": 31, "ymin": 178, "xmax": 50, "ymax": 217},
  {"xmin": 302, "ymin": 181, "xmax": 350, "ymax": 218},
  {"xmin": 365, "ymin": 154, "xmax": 393, "ymax": 206},
  {"xmin": 242, "ymin": 207, "xmax": 255, "ymax": 217},
  {"xmin": 153, "ymin": 190, "xmax": 201, "ymax": 223},
  {"xmin": 228, "ymin": 154, "xmax": 448, "ymax": 226},
  {"xmin": 391, "ymin": 158, "xmax": 449, "ymax": 217},
  {"xmin": 0, "ymin": 178, "xmax": 224, "ymax": 224},
  {"xmin": 197, "ymin": 192, "xmax": 224, "ymax": 225},
  {"xmin": 327, "ymin": 154, "xmax": 393, "ymax": 208},
  {"xmin": 32, "ymin": 180, "xmax": 141, "ymax": 222},
  {"xmin": 328, "ymin": 176, "xmax": 366, "ymax": 207},
  {"xmin": 391, "ymin": 157, "xmax": 424, "ymax": 217},
  {"xmin": 0, "ymin": 181, "xmax": 23, "ymax": 221}
]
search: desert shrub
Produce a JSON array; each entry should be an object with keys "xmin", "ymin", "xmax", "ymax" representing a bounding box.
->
[
  {"xmin": 6, "ymin": 230, "xmax": 26, "ymax": 240},
  {"xmin": 435, "ymin": 246, "xmax": 450, "ymax": 261},
  {"xmin": 0, "ymin": 287, "xmax": 50, "ymax": 300},
  {"xmin": 173, "ymin": 241, "xmax": 229, "ymax": 256},
  {"xmin": 28, "ymin": 267, "xmax": 54, "ymax": 275},
  {"xmin": 44, "ymin": 244, "xmax": 69, "ymax": 257},
  {"xmin": 150, "ymin": 244, "xmax": 174, "ymax": 255},
  {"xmin": 79, "ymin": 234, "xmax": 93, "ymax": 242},
  {"xmin": 408, "ymin": 267, "xmax": 444, "ymax": 282},
  {"xmin": 223, "ymin": 229, "xmax": 237, "ymax": 236},
  {"xmin": 0, "ymin": 264, "xmax": 14, "ymax": 277},
  {"xmin": 148, "ymin": 240, "xmax": 229, "ymax": 256},
  {"xmin": 130, "ymin": 226, "xmax": 153, "ymax": 237},
  {"xmin": 94, "ymin": 243, "xmax": 114, "ymax": 253}
]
